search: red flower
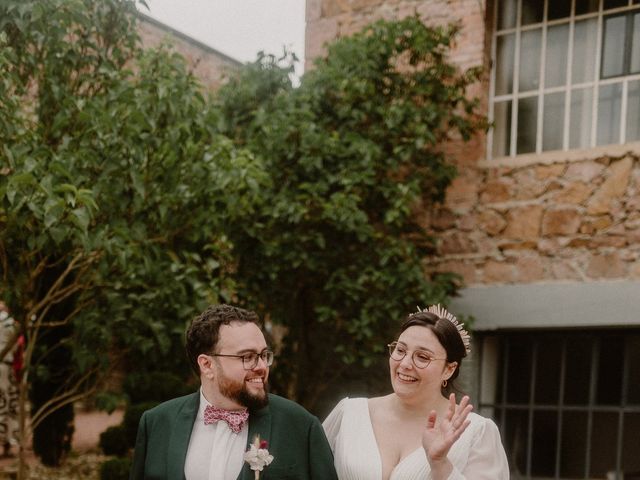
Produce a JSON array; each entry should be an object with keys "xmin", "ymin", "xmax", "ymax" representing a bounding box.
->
[{"xmin": 259, "ymin": 440, "xmax": 268, "ymax": 449}]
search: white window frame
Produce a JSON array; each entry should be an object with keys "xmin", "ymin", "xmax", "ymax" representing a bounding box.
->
[{"xmin": 488, "ymin": 0, "xmax": 640, "ymax": 160}]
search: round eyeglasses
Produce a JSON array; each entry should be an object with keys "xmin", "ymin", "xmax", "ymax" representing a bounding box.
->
[
  {"xmin": 387, "ymin": 342, "xmax": 446, "ymax": 369},
  {"xmin": 210, "ymin": 349, "xmax": 274, "ymax": 370}
]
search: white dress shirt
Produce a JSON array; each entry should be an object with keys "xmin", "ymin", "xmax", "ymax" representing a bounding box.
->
[{"xmin": 184, "ymin": 390, "xmax": 249, "ymax": 480}]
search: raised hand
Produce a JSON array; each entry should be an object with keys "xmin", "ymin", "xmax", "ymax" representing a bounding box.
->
[{"xmin": 422, "ymin": 394, "xmax": 473, "ymax": 467}]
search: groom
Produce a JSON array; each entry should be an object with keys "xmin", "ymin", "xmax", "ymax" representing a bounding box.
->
[{"xmin": 130, "ymin": 304, "xmax": 337, "ymax": 480}]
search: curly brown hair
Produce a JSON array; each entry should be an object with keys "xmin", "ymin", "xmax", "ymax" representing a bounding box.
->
[{"xmin": 185, "ymin": 304, "xmax": 261, "ymax": 375}]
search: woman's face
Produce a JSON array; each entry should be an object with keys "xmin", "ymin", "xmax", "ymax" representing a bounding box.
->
[{"xmin": 389, "ymin": 325, "xmax": 456, "ymax": 400}]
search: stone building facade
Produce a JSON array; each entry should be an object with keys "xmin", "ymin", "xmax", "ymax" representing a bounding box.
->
[{"xmin": 307, "ymin": 1, "xmax": 640, "ymax": 478}]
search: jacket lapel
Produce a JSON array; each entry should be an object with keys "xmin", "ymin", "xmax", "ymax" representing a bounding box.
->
[
  {"xmin": 237, "ymin": 402, "xmax": 272, "ymax": 480},
  {"xmin": 167, "ymin": 393, "xmax": 199, "ymax": 480}
]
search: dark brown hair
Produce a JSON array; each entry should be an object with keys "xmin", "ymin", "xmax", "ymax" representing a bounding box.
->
[
  {"xmin": 398, "ymin": 310, "xmax": 468, "ymax": 395},
  {"xmin": 185, "ymin": 304, "xmax": 261, "ymax": 375}
]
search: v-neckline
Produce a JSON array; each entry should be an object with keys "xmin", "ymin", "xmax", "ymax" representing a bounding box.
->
[{"xmin": 364, "ymin": 398, "xmax": 423, "ymax": 480}]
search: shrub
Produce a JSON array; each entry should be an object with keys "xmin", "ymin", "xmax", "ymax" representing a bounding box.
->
[
  {"xmin": 99, "ymin": 457, "xmax": 131, "ymax": 480},
  {"xmin": 99, "ymin": 425, "xmax": 129, "ymax": 457}
]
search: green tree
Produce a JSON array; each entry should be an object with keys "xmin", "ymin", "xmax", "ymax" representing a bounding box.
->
[
  {"xmin": 216, "ymin": 17, "xmax": 486, "ymax": 410},
  {"xmin": 0, "ymin": 0, "xmax": 266, "ymax": 474}
]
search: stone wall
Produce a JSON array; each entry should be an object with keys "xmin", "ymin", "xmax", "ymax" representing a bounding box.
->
[
  {"xmin": 428, "ymin": 155, "xmax": 640, "ymax": 285},
  {"xmin": 138, "ymin": 14, "xmax": 240, "ymax": 92}
]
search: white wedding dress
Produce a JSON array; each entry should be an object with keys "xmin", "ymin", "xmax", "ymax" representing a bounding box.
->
[{"xmin": 323, "ymin": 398, "xmax": 509, "ymax": 480}]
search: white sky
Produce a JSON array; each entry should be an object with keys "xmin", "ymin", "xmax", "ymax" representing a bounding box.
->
[{"xmin": 141, "ymin": 0, "xmax": 306, "ymax": 76}]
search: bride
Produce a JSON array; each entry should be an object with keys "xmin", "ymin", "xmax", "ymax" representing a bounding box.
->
[{"xmin": 323, "ymin": 305, "xmax": 509, "ymax": 480}]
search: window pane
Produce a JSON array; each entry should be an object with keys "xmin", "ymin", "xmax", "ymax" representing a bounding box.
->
[
  {"xmin": 572, "ymin": 19, "xmax": 598, "ymax": 84},
  {"xmin": 597, "ymin": 335, "xmax": 624, "ymax": 405},
  {"xmin": 496, "ymin": 33, "xmax": 516, "ymax": 95},
  {"xmin": 497, "ymin": 0, "xmax": 517, "ymax": 30},
  {"xmin": 561, "ymin": 412, "xmax": 588, "ymax": 478},
  {"xmin": 534, "ymin": 338, "xmax": 562, "ymax": 403},
  {"xmin": 493, "ymin": 100, "xmax": 512, "ymax": 157},
  {"xmin": 522, "ymin": 0, "xmax": 544, "ymax": 25},
  {"xmin": 597, "ymin": 83, "xmax": 622, "ymax": 145},
  {"xmin": 623, "ymin": 413, "xmax": 640, "ymax": 472},
  {"xmin": 506, "ymin": 337, "xmax": 533, "ymax": 403},
  {"xmin": 626, "ymin": 335, "xmax": 640, "ymax": 404},
  {"xmin": 590, "ymin": 412, "xmax": 619, "ymax": 478},
  {"xmin": 517, "ymin": 96, "xmax": 538, "ymax": 153},
  {"xmin": 632, "ymin": 13, "xmax": 640, "ymax": 73},
  {"xmin": 548, "ymin": 1, "xmax": 571, "ymax": 20},
  {"xmin": 602, "ymin": 15, "xmax": 627, "ymax": 78},
  {"xmin": 545, "ymin": 24, "xmax": 569, "ymax": 87},
  {"xmin": 604, "ymin": 0, "xmax": 629, "ymax": 8},
  {"xmin": 531, "ymin": 411, "xmax": 558, "ymax": 477},
  {"xmin": 519, "ymin": 29, "xmax": 542, "ymax": 91},
  {"xmin": 543, "ymin": 92, "xmax": 565, "ymax": 151},
  {"xmin": 575, "ymin": 0, "xmax": 600, "ymax": 14},
  {"xmin": 569, "ymin": 87, "xmax": 593, "ymax": 149},
  {"xmin": 627, "ymin": 80, "xmax": 640, "ymax": 142},
  {"xmin": 564, "ymin": 336, "xmax": 592, "ymax": 404},
  {"xmin": 504, "ymin": 409, "xmax": 529, "ymax": 473}
]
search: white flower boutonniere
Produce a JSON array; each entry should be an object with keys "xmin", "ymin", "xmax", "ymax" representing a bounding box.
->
[{"xmin": 243, "ymin": 434, "xmax": 274, "ymax": 479}]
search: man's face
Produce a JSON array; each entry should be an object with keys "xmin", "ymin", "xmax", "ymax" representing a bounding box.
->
[{"xmin": 209, "ymin": 322, "xmax": 270, "ymax": 410}]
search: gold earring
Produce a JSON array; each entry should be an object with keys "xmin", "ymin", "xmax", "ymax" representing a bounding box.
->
[{"xmin": 442, "ymin": 379, "xmax": 448, "ymax": 388}]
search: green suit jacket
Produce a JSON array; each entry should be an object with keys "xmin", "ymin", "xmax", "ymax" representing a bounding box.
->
[{"xmin": 129, "ymin": 392, "xmax": 338, "ymax": 480}]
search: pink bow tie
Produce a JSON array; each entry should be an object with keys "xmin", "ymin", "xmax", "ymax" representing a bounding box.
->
[{"xmin": 203, "ymin": 405, "xmax": 249, "ymax": 433}]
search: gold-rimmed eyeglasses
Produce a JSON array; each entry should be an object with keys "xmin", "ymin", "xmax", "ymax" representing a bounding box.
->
[
  {"xmin": 387, "ymin": 342, "xmax": 446, "ymax": 369},
  {"xmin": 210, "ymin": 349, "xmax": 274, "ymax": 370}
]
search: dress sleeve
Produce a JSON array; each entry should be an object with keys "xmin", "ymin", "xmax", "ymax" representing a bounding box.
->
[
  {"xmin": 448, "ymin": 417, "xmax": 510, "ymax": 480},
  {"xmin": 322, "ymin": 397, "xmax": 348, "ymax": 453}
]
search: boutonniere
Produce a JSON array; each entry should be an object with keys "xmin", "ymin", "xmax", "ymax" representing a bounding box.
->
[{"xmin": 243, "ymin": 434, "xmax": 274, "ymax": 479}]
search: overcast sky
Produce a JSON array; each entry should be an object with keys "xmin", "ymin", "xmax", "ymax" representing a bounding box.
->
[{"xmin": 141, "ymin": 0, "xmax": 306, "ymax": 76}]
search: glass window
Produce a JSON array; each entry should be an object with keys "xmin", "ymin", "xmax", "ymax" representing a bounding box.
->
[
  {"xmin": 564, "ymin": 336, "xmax": 592, "ymax": 404},
  {"xmin": 484, "ymin": 331, "xmax": 640, "ymax": 479},
  {"xmin": 497, "ymin": 0, "xmax": 517, "ymax": 31},
  {"xmin": 623, "ymin": 413, "xmax": 640, "ymax": 472},
  {"xmin": 545, "ymin": 24, "xmax": 569, "ymax": 88},
  {"xmin": 597, "ymin": 82, "xmax": 622, "ymax": 145},
  {"xmin": 493, "ymin": 100, "xmax": 512, "ymax": 157},
  {"xmin": 548, "ymin": 1, "xmax": 571, "ymax": 20},
  {"xmin": 560, "ymin": 411, "xmax": 588, "ymax": 477},
  {"xmin": 631, "ymin": 12, "xmax": 640, "ymax": 72},
  {"xmin": 496, "ymin": 34, "xmax": 516, "ymax": 95},
  {"xmin": 596, "ymin": 335, "xmax": 624, "ymax": 405},
  {"xmin": 590, "ymin": 412, "xmax": 619, "ymax": 477},
  {"xmin": 626, "ymin": 335, "xmax": 640, "ymax": 404},
  {"xmin": 522, "ymin": 1, "xmax": 544, "ymax": 25},
  {"xmin": 517, "ymin": 96, "xmax": 538, "ymax": 153},
  {"xmin": 491, "ymin": 1, "xmax": 640, "ymax": 159},
  {"xmin": 602, "ymin": 15, "xmax": 628, "ymax": 77},
  {"xmin": 519, "ymin": 29, "xmax": 542, "ymax": 92},
  {"xmin": 572, "ymin": 19, "xmax": 598, "ymax": 84},
  {"xmin": 543, "ymin": 92, "xmax": 565, "ymax": 151},
  {"xmin": 569, "ymin": 87, "xmax": 593, "ymax": 149},
  {"xmin": 575, "ymin": 0, "xmax": 599, "ymax": 14},
  {"xmin": 604, "ymin": 0, "xmax": 630, "ymax": 9},
  {"xmin": 531, "ymin": 411, "xmax": 558, "ymax": 477},
  {"xmin": 504, "ymin": 336, "xmax": 533, "ymax": 403}
]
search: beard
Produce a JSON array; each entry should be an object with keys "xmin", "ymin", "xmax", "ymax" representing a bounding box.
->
[{"xmin": 217, "ymin": 372, "xmax": 269, "ymax": 411}]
